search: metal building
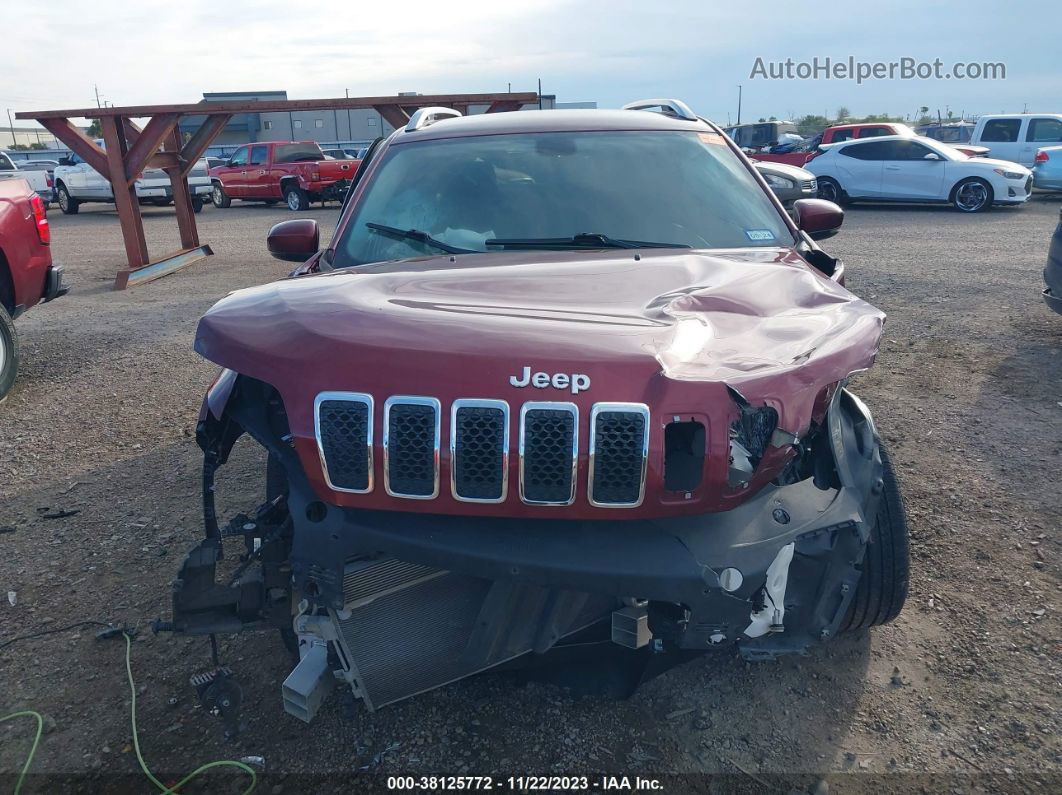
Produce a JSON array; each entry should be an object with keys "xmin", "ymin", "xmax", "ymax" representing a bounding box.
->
[{"xmin": 179, "ymin": 90, "xmax": 580, "ymax": 153}]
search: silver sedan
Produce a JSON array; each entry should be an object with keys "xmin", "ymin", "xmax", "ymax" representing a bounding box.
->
[{"xmin": 752, "ymin": 160, "xmax": 817, "ymax": 209}]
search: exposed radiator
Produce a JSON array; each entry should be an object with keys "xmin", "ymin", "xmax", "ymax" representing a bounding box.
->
[{"xmin": 330, "ymin": 557, "xmax": 612, "ymax": 710}]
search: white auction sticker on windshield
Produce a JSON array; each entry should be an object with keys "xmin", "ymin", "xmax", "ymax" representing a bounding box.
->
[{"xmin": 745, "ymin": 229, "xmax": 776, "ymax": 241}]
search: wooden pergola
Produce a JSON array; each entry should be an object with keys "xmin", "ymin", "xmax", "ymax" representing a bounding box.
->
[{"xmin": 16, "ymin": 93, "xmax": 536, "ymax": 289}]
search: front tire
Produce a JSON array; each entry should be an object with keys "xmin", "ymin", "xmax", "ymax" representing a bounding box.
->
[
  {"xmin": 951, "ymin": 178, "xmax": 993, "ymax": 213},
  {"xmin": 284, "ymin": 184, "xmax": 310, "ymax": 211},
  {"xmin": 0, "ymin": 304, "xmax": 19, "ymax": 401},
  {"xmin": 56, "ymin": 184, "xmax": 80, "ymax": 215},
  {"xmin": 840, "ymin": 444, "xmax": 910, "ymax": 632},
  {"xmin": 192, "ymin": 196, "xmax": 204, "ymax": 214},
  {"xmin": 211, "ymin": 182, "xmax": 231, "ymax": 208}
]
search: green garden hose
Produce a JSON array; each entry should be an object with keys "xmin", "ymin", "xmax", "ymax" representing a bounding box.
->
[{"xmin": 2, "ymin": 632, "xmax": 257, "ymax": 795}]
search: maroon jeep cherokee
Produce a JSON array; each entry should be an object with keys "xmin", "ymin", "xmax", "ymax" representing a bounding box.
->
[{"xmin": 163, "ymin": 100, "xmax": 909, "ymax": 721}]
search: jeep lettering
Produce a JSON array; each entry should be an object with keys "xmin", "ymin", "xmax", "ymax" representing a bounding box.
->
[{"xmin": 510, "ymin": 366, "xmax": 590, "ymax": 394}]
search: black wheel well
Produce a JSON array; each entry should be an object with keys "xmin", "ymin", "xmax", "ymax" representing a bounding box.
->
[
  {"xmin": 280, "ymin": 177, "xmax": 300, "ymax": 191},
  {"xmin": 0, "ymin": 250, "xmax": 13, "ymax": 313}
]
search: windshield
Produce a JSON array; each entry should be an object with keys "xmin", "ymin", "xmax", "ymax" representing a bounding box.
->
[
  {"xmin": 334, "ymin": 130, "xmax": 792, "ymax": 266},
  {"xmin": 274, "ymin": 144, "xmax": 325, "ymax": 163}
]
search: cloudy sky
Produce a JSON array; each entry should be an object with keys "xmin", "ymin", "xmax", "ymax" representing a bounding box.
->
[{"xmin": 5, "ymin": 0, "xmax": 1058, "ymax": 125}]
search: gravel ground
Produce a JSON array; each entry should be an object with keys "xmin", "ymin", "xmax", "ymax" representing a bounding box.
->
[{"xmin": 1, "ymin": 197, "xmax": 1059, "ymax": 794}]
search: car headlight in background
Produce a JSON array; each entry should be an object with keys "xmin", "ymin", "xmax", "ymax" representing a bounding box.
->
[
  {"xmin": 763, "ymin": 173, "xmax": 795, "ymax": 189},
  {"xmin": 993, "ymin": 168, "xmax": 1026, "ymax": 179}
]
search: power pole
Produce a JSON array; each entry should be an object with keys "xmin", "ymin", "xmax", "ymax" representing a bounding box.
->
[
  {"xmin": 345, "ymin": 88, "xmax": 352, "ymax": 141},
  {"xmin": 538, "ymin": 78, "xmax": 542, "ymax": 109},
  {"xmin": 94, "ymin": 84, "xmax": 102, "ymax": 108},
  {"xmin": 6, "ymin": 109, "xmax": 15, "ymax": 147},
  {"xmin": 736, "ymin": 85, "xmax": 742, "ymax": 125}
]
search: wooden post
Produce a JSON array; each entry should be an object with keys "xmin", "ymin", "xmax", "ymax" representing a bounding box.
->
[
  {"xmin": 373, "ymin": 104, "xmax": 411, "ymax": 131},
  {"xmin": 100, "ymin": 115, "xmax": 149, "ymax": 287},
  {"xmin": 164, "ymin": 127, "xmax": 199, "ymax": 250}
]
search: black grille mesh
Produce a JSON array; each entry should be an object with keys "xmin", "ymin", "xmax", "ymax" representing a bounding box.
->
[
  {"xmin": 318, "ymin": 400, "xmax": 370, "ymax": 491},
  {"xmin": 591, "ymin": 410, "xmax": 647, "ymax": 505},
  {"xmin": 453, "ymin": 406, "xmax": 506, "ymax": 500},
  {"xmin": 522, "ymin": 408, "xmax": 575, "ymax": 503},
  {"xmin": 387, "ymin": 403, "xmax": 437, "ymax": 496}
]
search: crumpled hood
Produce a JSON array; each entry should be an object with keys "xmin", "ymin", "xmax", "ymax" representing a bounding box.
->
[
  {"xmin": 197, "ymin": 247, "xmax": 882, "ymax": 390},
  {"xmin": 196, "ymin": 247, "xmax": 884, "ymax": 517}
]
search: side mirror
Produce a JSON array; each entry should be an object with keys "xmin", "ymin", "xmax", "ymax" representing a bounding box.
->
[
  {"xmin": 267, "ymin": 219, "xmax": 319, "ymax": 262},
  {"xmin": 924, "ymin": 152, "xmax": 942, "ymax": 161},
  {"xmin": 794, "ymin": 198, "xmax": 844, "ymax": 241}
]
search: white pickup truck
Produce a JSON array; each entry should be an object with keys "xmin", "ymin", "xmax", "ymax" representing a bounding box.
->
[
  {"xmin": 52, "ymin": 141, "xmax": 212, "ymax": 215},
  {"xmin": 0, "ymin": 152, "xmax": 54, "ymax": 204},
  {"xmin": 968, "ymin": 114, "xmax": 1062, "ymax": 167}
]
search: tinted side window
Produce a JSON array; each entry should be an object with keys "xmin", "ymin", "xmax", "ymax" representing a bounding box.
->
[
  {"xmin": 0, "ymin": 153, "xmax": 14, "ymax": 170},
  {"xmin": 887, "ymin": 141, "xmax": 935, "ymax": 160},
  {"xmin": 832, "ymin": 129, "xmax": 855, "ymax": 142},
  {"xmin": 249, "ymin": 145, "xmax": 268, "ymax": 166},
  {"xmin": 981, "ymin": 119, "xmax": 1021, "ymax": 142},
  {"xmin": 750, "ymin": 124, "xmax": 775, "ymax": 147},
  {"xmin": 838, "ymin": 141, "xmax": 892, "ymax": 160},
  {"xmin": 229, "ymin": 147, "xmax": 249, "ymax": 166},
  {"xmin": 1027, "ymin": 118, "xmax": 1062, "ymax": 143},
  {"xmin": 857, "ymin": 127, "xmax": 891, "ymax": 138}
]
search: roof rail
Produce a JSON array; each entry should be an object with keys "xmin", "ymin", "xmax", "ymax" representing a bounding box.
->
[
  {"xmin": 621, "ymin": 98, "xmax": 698, "ymax": 122},
  {"xmin": 405, "ymin": 107, "xmax": 463, "ymax": 132}
]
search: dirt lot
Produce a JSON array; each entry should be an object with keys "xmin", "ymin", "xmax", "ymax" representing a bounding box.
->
[{"xmin": 1, "ymin": 197, "xmax": 1059, "ymax": 794}]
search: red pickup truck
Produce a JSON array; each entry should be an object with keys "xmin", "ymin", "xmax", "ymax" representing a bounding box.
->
[
  {"xmin": 755, "ymin": 123, "xmax": 988, "ymax": 167},
  {"xmin": 0, "ymin": 178, "xmax": 66, "ymax": 399},
  {"xmin": 209, "ymin": 142, "xmax": 359, "ymax": 211}
]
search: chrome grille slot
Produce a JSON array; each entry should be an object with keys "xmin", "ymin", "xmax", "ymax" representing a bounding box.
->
[
  {"xmin": 451, "ymin": 400, "xmax": 509, "ymax": 502},
  {"xmin": 384, "ymin": 397, "xmax": 441, "ymax": 499},
  {"xmin": 519, "ymin": 402, "xmax": 578, "ymax": 505},
  {"xmin": 315, "ymin": 392, "xmax": 373, "ymax": 493},
  {"xmin": 802, "ymin": 178, "xmax": 817, "ymax": 192},
  {"xmin": 589, "ymin": 403, "xmax": 650, "ymax": 507}
]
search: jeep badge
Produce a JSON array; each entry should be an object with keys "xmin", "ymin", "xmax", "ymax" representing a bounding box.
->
[{"xmin": 509, "ymin": 366, "xmax": 590, "ymax": 394}]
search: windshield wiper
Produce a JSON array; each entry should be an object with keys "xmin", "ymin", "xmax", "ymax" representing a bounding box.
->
[
  {"xmin": 485, "ymin": 233, "xmax": 690, "ymax": 250},
  {"xmin": 366, "ymin": 222, "xmax": 476, "ymax": 254}
]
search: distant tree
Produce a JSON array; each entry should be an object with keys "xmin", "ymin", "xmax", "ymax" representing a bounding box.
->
[
  {"xmin": 87, "ymin": 119, "xmax": 102, "ymax": 138},
  {"xmin": 29, "ymin": 142, "xmax": 47, "ymax": 150},
  {"xmin": 768, "ymin": 115, "xmax": 777, "ymax": 121},
  {"xmin": 758, "ymin": 117, "xmax": 767, "ymax": 123},
  {"xmin": 836, "ymin": 106, "xmax": 850, "ymax": 121},
  {"xmin": 796, "ymin": 114, "xmax": 830, "ymax": 137},
  {"xmin": 9, "ymin": 144, "xmax": 28, "ymax": 150}
]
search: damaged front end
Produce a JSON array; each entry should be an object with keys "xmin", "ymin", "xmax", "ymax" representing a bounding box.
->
[{"xmin": 161, "ymin": 370, "xmax": 888, "ymax": 723}]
